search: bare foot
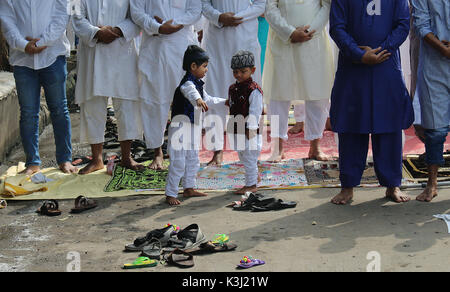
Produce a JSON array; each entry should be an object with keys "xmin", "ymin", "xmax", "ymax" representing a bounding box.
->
[
  {"xmin": 149, "ymin": 155, "xmax": 164, "ymax": 170},
  {"xmin": 19, "ymin": 165, "xmax": 40, "ymax": 176},
  {"xmin": 183, "ymin": 188, "xmax": 208, "ymax": 198},
  {"xmin": 267, "ymin": 151, "xmax": 286, "ymax": 162},
  {"xmin": 121, "ymin": 158, "xmax": 144, "ymax": 171},
  {"xmin": 308, "ymin": 150, "xmax": 331, "ymax": 161},
  {"xmin": 59, "ymin": 162, "xmax": 78, "ymax": 174},
  {"xmin": 385, "ymin": 187, "xmax": 410, "ymax": 203},
  {"xmin": 234, "ymin": 185, "xmax": 258, "ymax": 195},
  {"xmin": 166, "ymin": 196, "xmax": 181, "ymax": 206},
  {"xmin": 78, "ymin": 160, "xmax": 104, "ymax": 175},
  {"xmin": 288, "ymin": 122, "xmax": 304, "ymax": 134},
  {"xmin": 416, "ymin": 186, "xmax": 438, "ymax": 202},
  {"xmin": 331, "ymin": 188, "xmax": 354, "ymax": 205},
  {"xmin": 207, "ymin": 151, "xmax": 223, "ymax": 167}
]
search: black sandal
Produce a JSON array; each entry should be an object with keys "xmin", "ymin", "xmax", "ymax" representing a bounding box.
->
[
  {"xmin": 36, "ymin": 200, "xmax": 61, "ymax": 216},
  {"xmin": 70, "ymin": 195, "xmax": 97, "ymax": 214}
]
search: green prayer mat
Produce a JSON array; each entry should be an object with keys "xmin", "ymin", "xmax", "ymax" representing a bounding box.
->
[{"xmin": 104, "ymin": 163, "xmax": 168, "ymax": 192}]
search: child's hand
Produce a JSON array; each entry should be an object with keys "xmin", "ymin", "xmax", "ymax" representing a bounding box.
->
[
  {"xmin": 197, "ymin": 99, "xmax": 209, "ymax": 112},
  {"xmin": 360, "ymin": 47, "xmax": 391, "ymax": 65}
]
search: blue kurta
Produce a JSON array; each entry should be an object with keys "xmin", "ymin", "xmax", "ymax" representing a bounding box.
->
[
  {"xmin": 412, "ymin": 0, "xmax": 450, "ymax": 130},
  {"xmin": 329, "ymin": 0, "xmax": 414, "ymax": 134}
]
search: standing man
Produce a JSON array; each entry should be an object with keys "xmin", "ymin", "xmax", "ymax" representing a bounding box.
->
[
  {"xmin": 264, "ymin": 0, "xmax": 335, "ymax": 161},
  {"xmin": 329, "ymin": 0, "xmax": 414, "ymax": 205},
  {"xmin": 131, "ymin": 0, "xmax": 202, "ymax": 170},
  {"xmin": 201, "ymin": 0, "xmax": 265, "ymax": 166},
  {"xmin": 0, "ymin": 0, "xmax": 76, "ymax": 175},
  {"xmin": 412, "ymin": 0, "xmax": 450, "ymax": 202},
  {"xmin": 72, "ymin": 0, "xmax": 143, "ymax": 175}
]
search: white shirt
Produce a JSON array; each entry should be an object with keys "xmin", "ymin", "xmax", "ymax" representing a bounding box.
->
[{"xmin": 0, "ymin": 0, "xmax": 70, "ymax": 70}]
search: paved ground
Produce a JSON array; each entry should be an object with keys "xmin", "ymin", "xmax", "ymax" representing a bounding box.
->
[{"xmin": 1, "ymin": 113, "xmax": 450, "ymax": 272}]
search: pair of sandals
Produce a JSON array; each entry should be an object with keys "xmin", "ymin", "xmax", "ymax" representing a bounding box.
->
[
  {"xmin": 232, "ymin": 193, "xmax": 297, "ymax": 212},
  {"xmin": 36, "ymin": 196, "xmax": 97, "ymax": 216}
]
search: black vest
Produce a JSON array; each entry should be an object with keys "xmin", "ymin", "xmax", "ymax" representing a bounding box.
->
[{"xmin": 171, "ymin": 72, "xmax": 204, "ymax": 124}]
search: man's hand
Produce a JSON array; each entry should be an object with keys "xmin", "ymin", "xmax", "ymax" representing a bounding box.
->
[
  {"xmin": 440, "ymin": 40, "xmax": 450, "ymax": 59},
  {"xmin": 360, "ymin": 46, "xmax": 391, "ymax": 65},
  {"xmin": 290, "ymin": 26, "xmax": 316, "ymax": 43},
  {"xmin": 24, "ymin": 37, "xmax": 47, "ymax": 55},
  {"xmin": 95, "ymin": 26, "xmax": 120, "ymax": 44},
  {"xmin": 219, "ymin": 12, "xmax": 243, "ymax": 27},
  {"xmin": 158, "ymin": 19, "xmax": 184, "ymax": 35},
  {"xmin": 414, "ymin": 124, "xmax": 426, "ymax": 143},
  {"xmin": 197, "ymin": 98, "xmax": 208, "ymax": 112}
]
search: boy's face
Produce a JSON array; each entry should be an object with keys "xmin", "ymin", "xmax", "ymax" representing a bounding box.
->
[
  {"xmin": 233, "ymin": 67, "xmax": 256, "ymax": 83},
  {"xmin": 191, "ymin": 62, "xmax": 208, "ymax": 79}
]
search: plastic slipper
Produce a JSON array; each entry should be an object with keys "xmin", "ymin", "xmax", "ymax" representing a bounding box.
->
[
  {"xmin": 164, "ymin": 249, "xmax": 194, "ymax": 268},
  {"xmin": 71, "ymin": 156, "xmax": 92, "ymax": 166},
  {"xmin": 123, "ymin": 256, "xmax": 157, "ymax": 269},
  {"xmin": 125, "ymin": 223, "xmax": 180, "ymax": 252},
  {"xmin": 0, "ymin": 200, "xmax": 7, "ymax": 209},
  {"xmin": 251, "ymin": 199, "xmax": 297, "ymax": 212},
  {"xmin": 236, "ymin": 256, "xmax": 265, "ymax": 269},
  {"xmin": 233, "ymin": 193, "xmax": 275, "ymax": 211},
  {"xmin": 70, "ymin": 195, "xmax": 97, "ymax": 214},
  {"xmin": 140, "ymin": 239, "xmax": 163, "ymax": 260},
  {"xmin": 36, "ymin": 200, "xmax": 61, "ymax": 216},
  {"xmin": 165, "ymin": 224, "xmax": 206, "ymax": 251}
]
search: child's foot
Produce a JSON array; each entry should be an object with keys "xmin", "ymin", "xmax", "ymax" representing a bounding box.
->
[
  {"xmin": 416, "ymin": 186, "xmax": 438, "ymax": 202},
  {"xmin": 78, "ymin": 159, "xmax": 104, "ymax": 175},
  {"xmin": 59, "ymin": 162, "xmax": 78, "ymax": 174},
  {"xmin": 183, "ymin": 188, "xmax": 208, "ymax": 198},
  {"xmin": 121, "ymin": 158, "xmax": 145, "ymax": 171},
  {"xmin": 234, "ymin": 185, "xmax": 258, "ymax": 195},
  {"xmin": 166, "ymin": 196, "xmax": 181, "ymax": 206},
  {"xmin": 385, "ymin": 187, "xmax": 410, "ymax": 203},
  {"xmin": 19, "ymin": 165, "xmax": 41, "ymax": 176},
  {"xmin": 331, "ymin": 188, "xmax": 353, "ymax": 205},
  {"xmin": 288, "ymin": 122, "xmax": 304, "ymax": 134},
  {"xmin": 207, "ymin": 151, "xmax": 223, "ymax": 167}
]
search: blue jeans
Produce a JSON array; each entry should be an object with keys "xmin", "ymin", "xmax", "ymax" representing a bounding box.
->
[
  {"xmin": 424, "ymin": 126, "xmax": 449, "ymax": 166},
  {"xmin": 13, "ymin": 56, "xmax": 72, "ymax": 167}
]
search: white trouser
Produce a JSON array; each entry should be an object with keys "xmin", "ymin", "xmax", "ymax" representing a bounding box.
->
[
  {"xmin": 294, "ymin": 102, "xmax": 305, "ymax": 123},
  {"xmin": 165, "ymin": 123, "xmax": 200, "ymax": 198},
  {"xmin": 80, "ymin": 97, "xmax": 143, "ymax": 144},
  {"xmin": 269, "ymin": 100, "xmax": 329, "ymax": 141},
  {"xmin": 229, "ymin": 133, "xmax": 262, "ymax": 187},
  {"xmin": 140, "ymin": 101, "xmax": 171, "ymax": 149}
]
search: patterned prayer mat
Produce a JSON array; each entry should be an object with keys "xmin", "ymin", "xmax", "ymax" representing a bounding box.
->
[
  {"xmin": 104, "ymin": 164, "xmax": 168, "ymax": 192},
  {"xmin": 403, "ymin": 152, "xmax": 450, "ymax": 182}
]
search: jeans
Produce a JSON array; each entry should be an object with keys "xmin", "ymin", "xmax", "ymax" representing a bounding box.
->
[
  {"xmin": 13, "ymin": 56, "xmax": 72, "ymax": 167},
  {"xmin": 424, "ymin": 126, "xmax": 449, "ymax": 166}
]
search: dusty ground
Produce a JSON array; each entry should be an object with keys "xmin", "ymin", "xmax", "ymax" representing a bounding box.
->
[{"xmin": 1, "ymin": 113, "xmax": 450, "ymax": 272}]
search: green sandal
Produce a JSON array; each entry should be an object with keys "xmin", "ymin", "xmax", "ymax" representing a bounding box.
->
[{"xmin": 123, "ymin": 257, "xmax": 157, "ymax": 269}]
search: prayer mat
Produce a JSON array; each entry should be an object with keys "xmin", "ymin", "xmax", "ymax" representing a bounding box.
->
[
  {"xmin": 104, "ymin": 163, "xmax": 168, "ymax": 192},
  {"xmin": 403, "ymin": 152, "xmax": 450, "ymax": 182}
]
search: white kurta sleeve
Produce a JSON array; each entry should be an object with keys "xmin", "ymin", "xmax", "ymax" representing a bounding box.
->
[
  {"xmin": 201, "ymin": 0, "xmax": 223, "ymax": 28},
  {"xmin": 203, "ymin": 90, "xmax": 227, "ymax": 108},
  {"xmin": 247, "ymin": 89, "xmax": 263, "ymax": 130},
  {"xmin": 130, "ymin": 0, "xmax": 161, "ymax": 35},
  {"xmin": 36, "ymin": 0, "xmax": 70, "ymax": 47},
  {"xmin": 116, "ymin": 7, "xmax": 141, "ymax": 43},
  {"xmin": 234, "ymin": 0, "xmax": 266, "ymax": 22},
  {"xmin": 265, "ymin": 0, "xmax": 296, "ymax": 44},
  {"xmin": 309, "ymin": 0, "xmax": 331, "ymax": 33},
  {"xmin": 0, "ymin": 0, "xmax": 28, "ymax": 52},
  {"xmin": 173, "ymin": 0, "xmax": 202, "ymax": 26},
  {"xmin": 181, "ymin": 81, "xmax": 203, "ymax": 107},
  {"xmin": 72, "ymin": 0, "xmax": 99, "ymax": 47}
]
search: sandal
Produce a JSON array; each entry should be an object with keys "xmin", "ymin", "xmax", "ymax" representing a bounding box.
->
[
  {"xmin": 232, "ymin": 193, "xmax": 275, "ymax": 211},
  {"xmin": 0, "ymin": 200, "xmax": 7, "ymax": 209},
  {"xmin": 70, "ymin": 195, "xmax": 97, "ymax": 214},
  {"xmin": 36, "ymin": 200, "xmax": 61, "ymax": 216},
  {"xmin": 163, "ymin": 248, "xmax": 194, "ymax": 268},
  {"xmin": 123, "ymin": 256, "xmax": 157, "ymax": 269},
  {"xmin": 236, "ymin": 256, "xmax": 265, "ymax": 269},
  {"xmin": 165, "ymin": 223, "xmax": 206, "ymax": 251},
  {"xmin": 251, "ymin": 199, "xmax": 297, "ymax": 212},
  {"xmin": 125, "ymin": 223, "xmax": 180, "ymax": 252}
]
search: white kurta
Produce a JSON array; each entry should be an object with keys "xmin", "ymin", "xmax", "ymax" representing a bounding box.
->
[
  {"xmin": 263, "ymin": 0, "xmax": 335, "ymax": 102},
  {"xmin": 201, "ymin": 0, "xmax": 265, "ymax": 98},
  {"xmin": 130, "ymin": 0, "xmax": 201, "ymax": 105},
  {"xmin": 72, "ymin": 0, "xmax": 141, "ymax": 104}
]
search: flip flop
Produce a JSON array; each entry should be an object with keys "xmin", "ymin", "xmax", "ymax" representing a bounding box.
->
[
  {"xmin": 140, "ymin": 239, "xmax": 163, "ymax": 260},
  {"xmin": 71, "ymin": 156, "xmax": 92, "ymax": 166},
  {"xmin": 70, "ymin": 195, "xmax": 97, "ymax": 214},
  {"xmin": 233, "ymin": 193, "xmax": 275, "ymax": 211},
  {"xmin": 236, "ymin": 256, "xmax": 265, "ymax": 269},
  {"xmin": 123, "ymin": 256, "xmax": 157, "ymax": 269},
  {"xmin": 251, "ymin": 199, "xmax": 297, "ymax": 212},
  {"xmin": 164, "ymin": 249, "xmax": 194, "ymax": 268},
  {"xmin": 36, "ymin": 200, "xmax": 61, "ymax": 216},
  {"xmin": 0, "ymin": 200, "xmax": 7, "ymax": 209}
]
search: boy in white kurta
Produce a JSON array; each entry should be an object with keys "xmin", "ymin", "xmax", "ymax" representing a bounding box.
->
[
  {"xmin": 263, "ymin": 0, "xmax": 335, "ymax": 161},
  {"xmin": 226, "ymin": 51, "xmax": 264, "ymax": 195},
  {"xmin": 131, "ymin": 0, "xmax": 202, "ymax": 170},
  {"xmin": 201, "ymin": 0, "xmax": 265, "ymax": 166},
  {"xmin": 166, "ymin": 45, "xmax": 226, "ymax": 205},
  {"xmin": 72, "ymin": 0, "xmax": 143, "ymax": 174}
]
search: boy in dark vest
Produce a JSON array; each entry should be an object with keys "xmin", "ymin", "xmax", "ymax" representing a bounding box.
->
[
  {"xmin": 165, "ymin": 45, "xmax": 226, "ymax": 206},
  {"xmin": 226, "ymin": 50, "xmax": 264, "ymax": 195}
]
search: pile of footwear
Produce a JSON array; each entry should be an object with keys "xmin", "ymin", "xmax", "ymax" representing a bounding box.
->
[
  {"xmin": 229, "ymin": 192, "xmax": 297, "ymax": 212},
  {"xmin": 123, "ymin": 223, "xmax": 237, "ymax": 269}
]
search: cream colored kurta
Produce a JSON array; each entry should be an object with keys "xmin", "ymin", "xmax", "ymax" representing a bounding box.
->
[
  {"xmin": 263, "ymin": 0, "xmax": 335, "ymax": 102},
  {"xmin": 72, "ymin": 0, "xmax": 141, "ymax": 104}
]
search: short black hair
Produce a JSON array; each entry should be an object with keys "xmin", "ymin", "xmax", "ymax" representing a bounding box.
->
[{"xmin": 182, "ymin": 45, "xmax": 209, "ymax": 71}]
